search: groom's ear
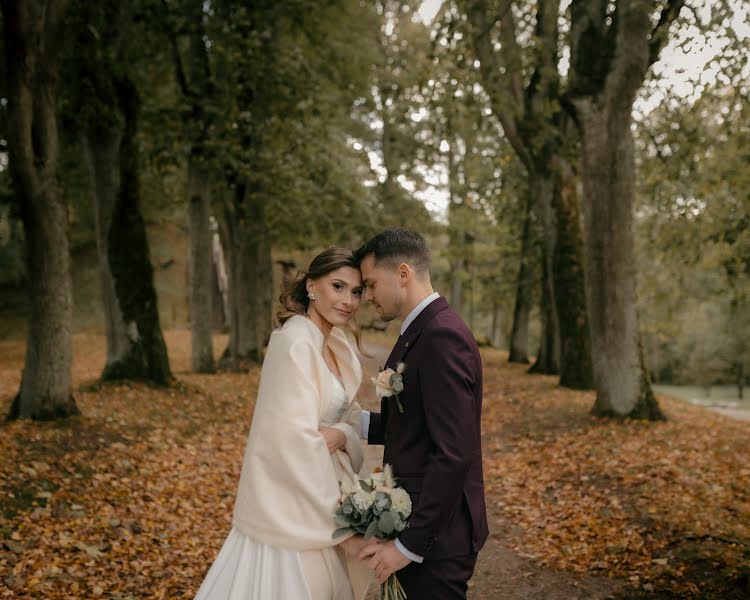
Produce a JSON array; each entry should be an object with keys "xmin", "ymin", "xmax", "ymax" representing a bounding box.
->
[{"xmin": 397, "ymin": 262, "xmax": 412, "ymax": 283}]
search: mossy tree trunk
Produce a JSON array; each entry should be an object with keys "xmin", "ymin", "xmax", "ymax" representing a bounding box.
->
[
  {"xmin": 72, "ymin": 3, "xmax": 172, "ymax": 384},
  {"xmin": 104, "ymin": 76, "xmax": 172, "ymax": 384},
  {"xmin": 566, "ymin": 0, "xmax": 683, "ymax": 419},
  {"xmin": 3, "ymin": 0, "xmax": 79, "ymax": 420}
]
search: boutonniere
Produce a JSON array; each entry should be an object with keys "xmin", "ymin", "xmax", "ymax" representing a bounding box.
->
[{"xmin": 373, "ymin": 362, "xmax": 406, "ymax": 413}]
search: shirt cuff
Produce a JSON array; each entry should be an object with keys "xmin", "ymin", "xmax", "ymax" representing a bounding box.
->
[
  {"xmin": 395, "ymin": 538, "xmax": 424, "ymax": 563},
  {"xmin": 359, "ymin": 410, "xmax": 370, "ymax": 439}
]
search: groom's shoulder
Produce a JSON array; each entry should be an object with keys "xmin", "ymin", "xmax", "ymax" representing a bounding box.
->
[{"xmin": 425, "ymin": 305, "xmax": 477, "ymax": 348}]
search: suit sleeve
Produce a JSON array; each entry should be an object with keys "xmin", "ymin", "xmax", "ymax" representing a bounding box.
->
[
  {"xmin": 397, "ymin": 327, "xmax": 479, "ymax": 558},
  {"xmin": 367, "ymin": 399, "xmax": 387, "ymax": 445}
]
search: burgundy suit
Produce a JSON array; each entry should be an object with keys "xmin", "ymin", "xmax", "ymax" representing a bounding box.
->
[{"xmin": 368, "ymin": 297, "xmax": 489, "ymax": 598}]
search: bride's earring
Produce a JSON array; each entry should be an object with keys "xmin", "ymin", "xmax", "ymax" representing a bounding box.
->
[{"xmin": 307, "ymin": 290, "xmax": 316, "ymax": 301}]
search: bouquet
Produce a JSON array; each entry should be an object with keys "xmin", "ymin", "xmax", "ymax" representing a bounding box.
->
[{"xmin": 334, "ymin": 465, "xmax": 412, "ymax": 600}]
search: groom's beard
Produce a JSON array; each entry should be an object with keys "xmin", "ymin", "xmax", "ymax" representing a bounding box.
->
[{"xmin": 376, "ymin": 301, "xmax": 400, "ymax": 323}]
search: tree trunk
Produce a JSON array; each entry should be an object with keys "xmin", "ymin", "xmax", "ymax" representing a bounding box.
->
[
  {"xmin": 490, "ymin": 302, "xmax": 503, "ymax": 348},
  {"xmin": 737, "ymin": 361, "xmax": 744, "ymax": 401},
  {"xmin": 82, "ymin": 127, "xmax": 131, "ymax": 372},
  {"xmin": 219, "ymin": 183, "xmax": 269, "ymax": 369},
  {"xmin": 450, "ymin": 255, "xmax": 465, "ymax": 315},
  {"xmin": 72, "ymin": 2, "xmax": 171, "ymax": 384},
  {"xmin": 529, "ymin": 243, "xmax": 559, "ymax": 375},
  {"xmin": 552, "ymin": 159, "xmax": 594, "ymax": 389},
  {"xmin": 508, "ymin": 191, "xmax": 534, "ymax": 364},
  {"xmin": 187, "ymin": 158, "xmax": 214, "ymax": 373},
  {"xmin": 529, "ymin": 175, "xmax": 560, "ymax": 375},
  {"xmin": 103, "ymin": 76, "xmax": 172, "ymax": 384},
  {"xmin": 212, "ymin": 224, "xmax": 229, "ymax": 329},
  {"xmin": 3, "ymin": 0, "xmax": 79, "ymax": 420},
  {"xmin": 180, "ymin": 0, "xmax": 217, "ymax": 373},
  {"xmin": 254, "ymin": 228, "xmax": 274, "ymax": 354},
  {"xmin": 576, "ymin": 102, "xmax": 662, "ymax": 419}
]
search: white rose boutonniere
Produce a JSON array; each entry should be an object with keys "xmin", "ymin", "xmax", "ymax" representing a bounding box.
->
[{"xmin": 372, "ymin": 362, "xmax": 406, "ymax": 413}]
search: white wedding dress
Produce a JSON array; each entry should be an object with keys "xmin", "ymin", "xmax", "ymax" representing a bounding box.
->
[{"xmin": 194, "ymin": 374, "xmax": 365, "ymax": 600}]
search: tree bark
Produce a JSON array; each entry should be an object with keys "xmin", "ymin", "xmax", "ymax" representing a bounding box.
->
[
  {"xmin": 219, "ymin": 183, "xmax": 271, "ymax": 369},
  {"xmin": 82, "ymin": 126, "xmax": 130, "ymax": 371},
  {"xmin": 182, "ymin": 0, "xmax": 216, "ymax": 373},
  {"xmin": 566, "ymin": 0, "xmax": 678, "ymax": 419},
  {"xmin": 529, "ymin": 242, "xmax": 559, "ymax": 375},
  {"xmin": 552, "ymin": 159, "xmax": 594, "ymax": 389},
  {"xmin": 508, "ymin": 191, "xmax": 534, "ymax": 363},
  {"xmin": 529, "ymin": 175, "xmax": 560, "ymax": 375},
  {"xmin": 187, "ymin": 158, "xmax": 214, "ymax": 373},
  {"xmin": 3, "ymin": 0, "xmax": 79, "ymax": 420},
  {"xmin": 103, "ymin": 76, "xmax": 172, "ymax": 384},
  {"xmin": 575, "ymin": 102, "xmax": 661, "ymax": 419},
  {"xmin": 490, "ymin": 302, "xmax": 503, "ymax": 348},
  {"xmin": 72, "ymin": 2, "xmax": 171, "ymax": 384},
  {"xmin": 467, "ymin": 0, "xmax": 592, "ymax": 377}
]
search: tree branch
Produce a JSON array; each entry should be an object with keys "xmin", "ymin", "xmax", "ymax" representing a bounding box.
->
[
  {"xmin": 160, "ymin": 0, "xmax": 191, "ymax": 98},
  {"xmin": 649, "ymin": 0, "xmax": 686, "ymax": 66},
  {"xmin": 466, "ymin": 0, "xmax": 532, "ymax": 169}
]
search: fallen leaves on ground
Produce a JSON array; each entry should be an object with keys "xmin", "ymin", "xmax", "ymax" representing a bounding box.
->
[
  {"xmin": 0, "ymin": 334, "xmax": 748, "ymax": 599},
  {"xmin": 480, "ymin": 350, "xmax": 750, "ymax": 598}
]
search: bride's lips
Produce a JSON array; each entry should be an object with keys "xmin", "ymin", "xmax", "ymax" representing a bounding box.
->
[{"xmin": 334, "ymin": 308, "xmax": 352, "ymax": 317}]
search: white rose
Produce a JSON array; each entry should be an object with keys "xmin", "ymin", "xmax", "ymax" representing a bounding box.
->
[{"xmin": 390, "ymin": 488, "xmax": 412, "ymax": 516}]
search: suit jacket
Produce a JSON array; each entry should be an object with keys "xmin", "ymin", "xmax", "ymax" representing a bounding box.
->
[{"xmin": 368, "ymin": 297, "xmax": 489, "ymax": 560}]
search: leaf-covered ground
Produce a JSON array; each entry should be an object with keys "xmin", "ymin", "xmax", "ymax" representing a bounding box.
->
[{"xmin": 0, "ymin": 332, "xmax": 748, "ymax": 599}]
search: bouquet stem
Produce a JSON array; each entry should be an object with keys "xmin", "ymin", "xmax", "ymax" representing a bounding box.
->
[{"xmin": 381, "ymin": 574, "xmax": 407, "ymax": 600}]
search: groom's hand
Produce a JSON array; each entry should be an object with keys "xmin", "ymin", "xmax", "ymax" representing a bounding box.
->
[{"xmin": 359, "ymin": 540, "xmax": 411, "ymax": 584}]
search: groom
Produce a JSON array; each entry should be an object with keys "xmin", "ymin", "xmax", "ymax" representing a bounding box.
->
[{"xmin": 354, "ymin": 229, "xmax": 489, "ymax": 599}]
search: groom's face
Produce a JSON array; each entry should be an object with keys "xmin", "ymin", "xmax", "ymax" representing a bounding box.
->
[{"xmin": 359, "ymin": 254, "xmax": 404, "ymax": 322}]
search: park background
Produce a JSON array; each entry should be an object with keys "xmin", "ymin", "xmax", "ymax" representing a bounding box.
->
[{"xmin": 0, "ymin": 0, "xmax": 748, "ymax": 598}]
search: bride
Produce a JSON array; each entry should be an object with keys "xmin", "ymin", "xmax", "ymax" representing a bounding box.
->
[{"xmin": 194, "ymin": 247, "xmax": 373, "ymax": 600}]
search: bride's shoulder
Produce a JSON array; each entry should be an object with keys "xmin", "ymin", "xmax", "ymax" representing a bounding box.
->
[{"xmin": 271, "ymin": 315, "xmax": 322, "ymax": 347}]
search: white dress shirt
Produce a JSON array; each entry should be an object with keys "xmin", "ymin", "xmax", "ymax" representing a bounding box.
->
[{"xmin": 359, "ymin": 292, "xmax": 439, "ymax": 563}]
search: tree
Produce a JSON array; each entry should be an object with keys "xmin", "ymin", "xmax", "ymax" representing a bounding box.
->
[
  {"xmin": 463, "ymin": 0, "xmax": 593, "ymax": 386},
  {"xmin": 195, "ymin": 1, "xmax": 380, "ymax": 367},
  {"xmin": 68, "ymin": 0, "xmax": 172, "ymax": 384},
  {"xmin": 562, "ymin": 0, "xmax": 692, "ymax": 419},
  {"xmin": 2, "ymin": 0, "xmax": 79, "ymax": 419},
  {"xmin": 162, "ymin": 0, "xmax": 216, "ymax": 373},
  {"xmin": 354, "ymin": 0, "xmax": 434, "ymax": 231}
]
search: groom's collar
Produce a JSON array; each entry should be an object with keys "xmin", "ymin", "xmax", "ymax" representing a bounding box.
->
[
  {"xmin": 386, "ymin": 296, "xmax": 449, "ymax": 368},
  {"xmin": 400, "ymin": 292, "xmax": 440, "ymax": 335}
]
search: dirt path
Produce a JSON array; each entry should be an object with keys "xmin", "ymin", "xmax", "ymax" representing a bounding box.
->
[{"xmin": 358, "ymin": 342, "xmax": 621, "ymax": 600}]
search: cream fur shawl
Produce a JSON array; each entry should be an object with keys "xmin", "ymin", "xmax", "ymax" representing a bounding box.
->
[{"xmin": 232, "ymin": 314, "xmax": 364, "ymax": 550}]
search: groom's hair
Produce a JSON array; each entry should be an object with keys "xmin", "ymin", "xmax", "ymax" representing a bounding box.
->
[{"xmin": 354, "ymin": 229, "xmax": 431, "ymax": 276}]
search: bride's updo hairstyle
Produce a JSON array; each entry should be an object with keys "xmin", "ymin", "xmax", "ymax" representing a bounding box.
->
[{"xmin": 275, "ymin": 246, "xmax": 367, "ymax": 353}]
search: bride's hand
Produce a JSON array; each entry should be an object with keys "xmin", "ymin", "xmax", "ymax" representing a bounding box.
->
[
  {"xmin": 339, "ymin": 534, "xmax": 378, "ymax": 558},
  {"xmin": 319, "ymin": 426, "xmax": 346, "ymax": 454}
]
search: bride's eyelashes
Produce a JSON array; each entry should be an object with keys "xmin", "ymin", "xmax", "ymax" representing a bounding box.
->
[{"xmin": 332, "ymin": 281, "xmax": 364, "ymax": 296}]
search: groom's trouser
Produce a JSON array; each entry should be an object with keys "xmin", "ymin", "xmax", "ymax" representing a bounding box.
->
[{"xmin": 397, "ymin": 552, "xmax": 478, "ymax": 600}]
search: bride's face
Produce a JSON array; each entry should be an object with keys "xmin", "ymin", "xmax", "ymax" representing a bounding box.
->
[{"xmin": 307, "ymin": 266, "xmax": 364, "ymax": 327}]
